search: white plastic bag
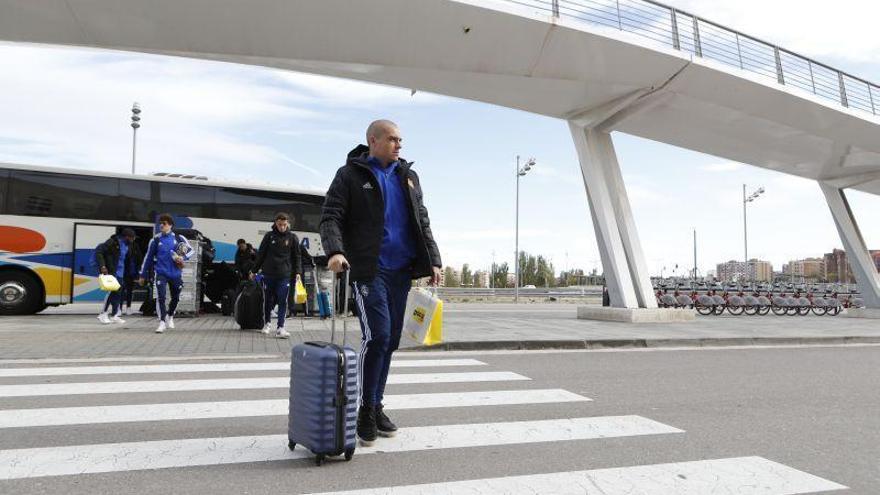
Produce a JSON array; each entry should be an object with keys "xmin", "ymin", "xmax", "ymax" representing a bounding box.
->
[
  {"xmin": 402, "ymin": 288, "xmax": 441, "ymax": 344},
  {"xmin": 98, "ymin": 274, "xmax": 121, "ymax": 292}
]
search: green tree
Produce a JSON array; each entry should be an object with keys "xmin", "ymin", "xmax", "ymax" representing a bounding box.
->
[
  {"xmin": 535, "ymin": 255, "xmax": 555, "ymax": 287},
  {"xmin": 491, "ymin": 262, "xmax": 509, "ymax": 288},
  {"xmin": 461, "ymin": 264, "xmax": 473, "ymax": 286},
  {"xmin": 443, "ymin": 266, "xmax": 460, "ymax": 287}
]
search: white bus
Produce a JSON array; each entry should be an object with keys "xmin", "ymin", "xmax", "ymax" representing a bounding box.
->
[{"xmin": 0, "ymin": 162, "xmax": 326, "ymax": 315}]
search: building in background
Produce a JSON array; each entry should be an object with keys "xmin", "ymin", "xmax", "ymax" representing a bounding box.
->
[
  {"xmin": 473, "ymin": 270, "xmax": 489, "ymax": 288},
  {"xmin": 750, "ymin": 259, "xmax": 773, "ymax": 282},
  {"xmin": 716, "ymin": 260, "xmax": 771, "ymax": 282},
  {"xmin": 824, "ymin": 249, "xmax": 853, "ymax": 283},
  {"xmin": 782, "ymin": 258, "xmax": 825, "ymax": 283},
  {"xmin": 716, "ymin": 261, "xmax": 748, "ymax": 282}
]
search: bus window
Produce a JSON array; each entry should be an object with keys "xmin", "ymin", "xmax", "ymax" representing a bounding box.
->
[
  {"xmin": 119, "ymin": 179, "xmax": 158, "ymax": 223},
  {"xmin": 8, "ymin": 171, "xmax": 119, "ymax": 220},
  {"xmin": 159, "ymin": 182, "xmax": 215, "ymax": 218},
  {"xmin": 288, "ymin": 199, "xmax": 322, "ymax": 232},
  {"xmin": 215, "ymin": 187, "xmax": 295, "ymax": 222},
  {"xmin": 0, "ymin": 169, "xmax": 8, "ymax": 214}
]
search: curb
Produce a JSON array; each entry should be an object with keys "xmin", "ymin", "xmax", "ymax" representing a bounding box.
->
[{"xmin": 407, "ymin": 336, "xmax": 880, "ymax": 352}]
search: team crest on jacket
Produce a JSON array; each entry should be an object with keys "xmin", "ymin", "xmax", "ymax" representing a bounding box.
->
[
  {"xmin": 360, "ymin": 284, "xmax": 369, "ymax": 298},
  {"xmin": 407, "ymin": 178, "xmax": 415, "ymax": 189},
  {"xmin": 284, "ymin": 239, "xmax": 289, "ymax": 246}
]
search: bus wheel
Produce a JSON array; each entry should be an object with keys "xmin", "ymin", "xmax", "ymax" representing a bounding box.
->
[{"xmin": 0, "ymin": 271, "xmax": 43, "ymax": 315}]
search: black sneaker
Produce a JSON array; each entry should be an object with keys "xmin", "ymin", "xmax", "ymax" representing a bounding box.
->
[
  {"xmin": 375, "ymin": 404, "xmax": 398, "ymax": 437},
  {"xmin": 357, "ymin": 405, "xmax": 377, "ymax": 446}
]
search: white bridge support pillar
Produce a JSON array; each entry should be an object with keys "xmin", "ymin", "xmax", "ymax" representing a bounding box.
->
[
  {"xmin": 819, "ymin": 182, "xmax": 880, "ymax": 309},
  {"xmin": 569, "ymin": 123, "xmax": 657, "ymax": 309}
]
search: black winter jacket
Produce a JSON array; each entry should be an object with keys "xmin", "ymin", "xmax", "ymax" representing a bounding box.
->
[
  {"xmin": 253, "ymin": 225, "xmax": 302, "ymax": 280},
  {"xmin": 234, "ymin": 247, "xmax": 256, "ymax": 277},
  {"xmin": 96, "ymin": 235, "xmax": 141, "ymax": 278},
  {"xmin": 320, "ymin": 145, "xmax": 442, "ymax": 282}
]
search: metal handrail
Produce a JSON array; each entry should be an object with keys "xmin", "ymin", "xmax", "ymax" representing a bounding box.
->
[{"xmin": 498, "ymin": 0, "xmax": 879, "ymax": 116}]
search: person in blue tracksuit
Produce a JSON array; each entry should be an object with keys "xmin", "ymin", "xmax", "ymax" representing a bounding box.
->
[{"xmin": 138, "ymin": 213, "xmax": 193, "ymax": 334}]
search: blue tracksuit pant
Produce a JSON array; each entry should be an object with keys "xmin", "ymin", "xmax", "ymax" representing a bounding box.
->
[
  {"xmin": 156, "ymin": 274, "xmax": 182, "ymax": 321},
  {"xmin": 263, "ymin": 276, "xmax": 291, "ymax": 329},
  {"xmin": 104, "ymin": 290, "xmax": 122, "ymax": 316},
  {"xmin": 352, "ymin": 268, "xmax": 411, "ymax": 407}
]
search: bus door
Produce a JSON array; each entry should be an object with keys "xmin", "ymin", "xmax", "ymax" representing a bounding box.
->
[{"xmin": 71, "ymin": 223, "xmax": 117, "ymax": 303}]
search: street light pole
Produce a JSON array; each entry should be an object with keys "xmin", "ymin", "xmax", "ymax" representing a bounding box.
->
[
  {"xmin": 514, "ymin": 155, "xmax": 536, "ymax": 303},
  {"xmin": 130, "ymin": 102, "xmax": 141, "ymax": 175},
  {"xmin": 742, "ymin": 184, "xmax": 765, "ymax": 281}
]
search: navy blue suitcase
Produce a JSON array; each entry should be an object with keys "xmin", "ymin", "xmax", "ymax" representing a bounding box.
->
[{"xmin": 288, "ymin": 270, "xmax": 357, "ymax": 465}]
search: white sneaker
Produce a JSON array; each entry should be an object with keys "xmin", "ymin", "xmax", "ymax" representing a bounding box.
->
[
  {"xmin": 111, "ymin": 315, "xmax": 126, "ymax": 324},
  {"xmin": 167, "ymin": 316, "xmax": 175, "ymax": 329},
  {"xmin": 274, "ymin": 327, "xmax": 290, "ymax": 339},
  {"xmin": 261, "ymin": 323, "xmax": 272, "ymax": 335},
  {"xmin": 97, "ymin": 313, "xmax": 111, "ymax": 324},
  {"xmin": 125, "ymin": 306, "xmax": 133, "ymax": 316},
  {"xmin": 155, "ymin": 321, "xmax": 166, "ymax": 334}
]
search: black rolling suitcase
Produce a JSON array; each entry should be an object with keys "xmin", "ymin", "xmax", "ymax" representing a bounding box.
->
[
  {"xmin": 234, "ymin": 280, "xmax": 265, "ymax": 329},
  {"xmin": 288, "ymin": 269, "xmax": 357, "ymax": 466}
]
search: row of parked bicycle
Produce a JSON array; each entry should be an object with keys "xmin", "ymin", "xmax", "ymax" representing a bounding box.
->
[{"xmin": 656, "ymin": 291, "xmax": 864, "ymax": 316}]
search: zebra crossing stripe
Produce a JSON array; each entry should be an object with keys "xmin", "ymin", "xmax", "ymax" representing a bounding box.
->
[
  {"xmin": 0, "ymin": 359, "xmax": 487, "ymax": 378},
  {"xmin": 0, "ymin": 372, "xmax": 528, "ymax": 398},
  {"xmin": 0, "ymin": 416, "xmax": 678, "ymax": 480},
  {"xmin": 304, "ymin": 457, "xmax": 847, "ymax": 495},
  {"xmin": 0, "ymin": 389, "xmax": 589, "ymax": 428}
]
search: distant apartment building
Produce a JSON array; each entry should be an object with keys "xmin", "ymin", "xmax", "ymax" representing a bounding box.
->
[
  {"xmin": 473, "ymin": 270, "xmax": 489, "ymax": 288},
  {"xmin": 750, "ymin": 259, "xmax": 773, "ymax": 282},
  {"xmin": 716, "ymin": 261, "xmax": 747, "ymax": 282},
  {"xmin": 782, "ymin": 258, "xmax": 825, "ymax": 282},
  {"xmin": 824, "ymin": 249, "xmax": 853, "ymax": 283},
  {"xmin": 820, "ymin": 248, "xmax": 880, "ymax": 283},
  {"xmin": 716, "ymin": 259, "xmax": 771, "ymax": 282},
  {"xmin": 440, "ymin": 267, "xmax": 461, "ymax": 287}
]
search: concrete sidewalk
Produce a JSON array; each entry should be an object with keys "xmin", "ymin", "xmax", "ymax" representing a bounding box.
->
[{"xmin": 1, "ymin": 303, "xmax": 879, "ymax": 360}]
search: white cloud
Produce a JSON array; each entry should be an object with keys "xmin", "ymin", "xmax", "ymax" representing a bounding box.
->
[
  {"xmin": 273, "ymin": 71, "xmax": 443, "ymax": 108},
  {"xmin": 701, "ymin": 162, "xmax": 744, "ymax": 173},
  {"xmin": 0, "ymin": 43, "xmax": 443, "ymax": 186}
]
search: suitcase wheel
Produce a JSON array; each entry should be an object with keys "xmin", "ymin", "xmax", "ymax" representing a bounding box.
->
[
  {"xmin": 315, "ymin": 454, "xmax": 325, "ymax": 466},
  {"xmin": 344, "ymin": 448, "xmax": 354, "ymax": 461},
  {"xmin": 288, "ymin": 441, "xmax": 295, "ymax": 451}
]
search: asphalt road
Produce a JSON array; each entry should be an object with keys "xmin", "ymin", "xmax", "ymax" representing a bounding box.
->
[{"xmin": 1, "ymin": 345, "xmax": 877, "ymax": 493}]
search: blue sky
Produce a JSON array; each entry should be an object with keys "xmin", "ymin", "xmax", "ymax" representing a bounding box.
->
[{"xmin": 1, "ymin": 0, "xmax": 879, "ymax": 277}]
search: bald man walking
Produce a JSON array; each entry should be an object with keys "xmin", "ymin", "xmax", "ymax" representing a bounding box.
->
[{"xmin": 320, "ymin": 120, "xmax": 442, "ymax": 446}]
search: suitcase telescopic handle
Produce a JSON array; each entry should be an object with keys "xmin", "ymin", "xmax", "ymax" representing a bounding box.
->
[{"xmin": 330, "ymin": 266, "xmax": 350, "ymax": 345}]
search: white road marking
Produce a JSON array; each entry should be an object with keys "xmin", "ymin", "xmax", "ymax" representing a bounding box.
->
[
  {"xmin": 0, "ymin": 389, "xmax": 588, "ymax": 428},
  {"xmin": 0, "ymin": 372, "xmax": 528, "ymax": 397},
  {"xmin": 306, "ymin": 456, "xmax": 847, "ymax": 495},
  {"xmin": 0, "ymin": 416, "xmax": 676, "ymax": 480},
  {"xmin": 0, "ymin": 359, "xmax": 486, "ymax": 378}
]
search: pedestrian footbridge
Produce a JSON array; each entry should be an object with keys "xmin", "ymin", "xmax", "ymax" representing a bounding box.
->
[{"xmin": 2, "ymin": 0, "xmax": 879, "ymax": 309}]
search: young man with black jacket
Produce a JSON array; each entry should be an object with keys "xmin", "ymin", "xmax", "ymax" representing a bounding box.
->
[
  {"xmin": 96, "ymin": 228, "xmax": 138, "ymax": 325},
  {"xmin": 321, "ymin": 119, "xmax": 442, "ymax": 446},
  {"xmin": 251, "ymin": 212, "xmax": 302, "ymax": 339},
  {"xmin": 234, "ymin": 238, "xmax": 255, "ymax": 280}
]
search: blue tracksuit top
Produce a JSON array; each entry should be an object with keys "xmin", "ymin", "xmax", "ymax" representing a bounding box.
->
[
  {"xmin": 368, "ymin": 157, "xmax": 416, "ymax": 271},
  {"xmin": 116, "ymin": 241, "xmax": 128, "ymax": 279},
  {"xmin": 139, "ymin": 231, "xmax": 193, "ymax": 280}
]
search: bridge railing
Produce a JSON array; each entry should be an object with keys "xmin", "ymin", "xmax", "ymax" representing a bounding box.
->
[{"xmin": 500, "ymin": 0, "xmax": 878, "ymax": 116}]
